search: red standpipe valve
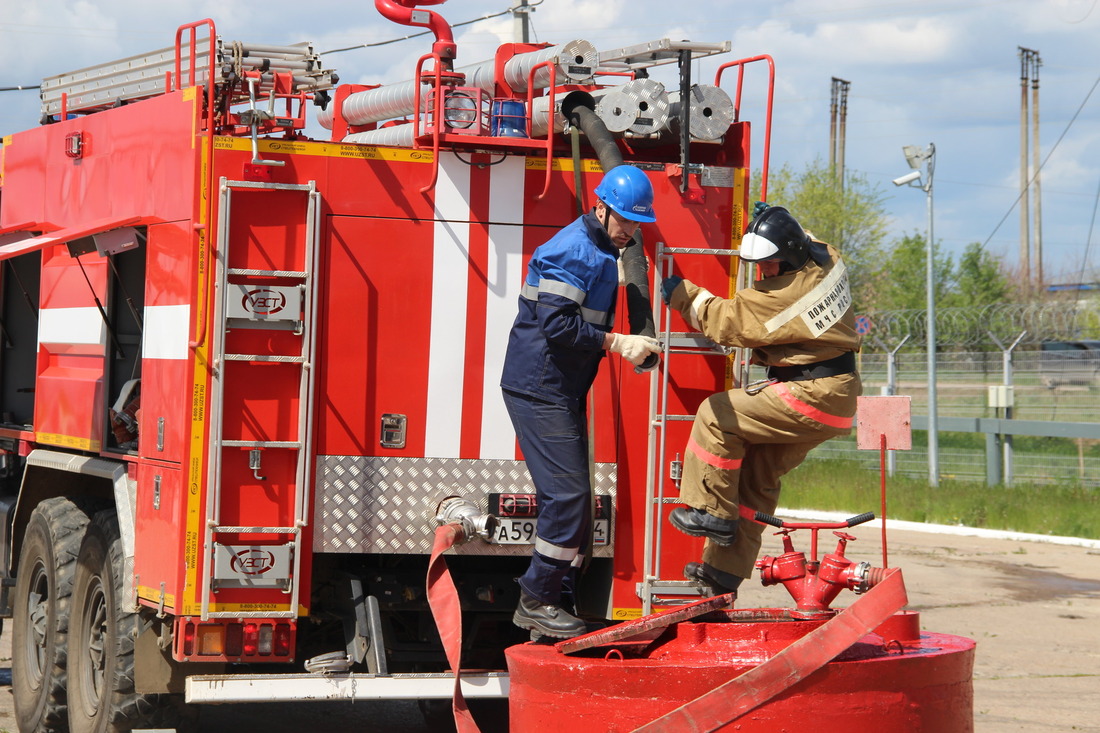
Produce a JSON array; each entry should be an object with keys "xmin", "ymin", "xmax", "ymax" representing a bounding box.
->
[{"xmin": 754, "ymin": 516, "xmax": 886, "ymax": 617}]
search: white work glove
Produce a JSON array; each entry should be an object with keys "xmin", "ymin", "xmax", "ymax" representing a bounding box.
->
[{"xmin": 609, "ymin": 333, "xmax": 661, "ymax": 366}]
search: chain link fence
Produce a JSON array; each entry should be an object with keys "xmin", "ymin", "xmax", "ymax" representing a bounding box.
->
[{"xmin": 806, "ymin": 345, "xmax": 1100, "ymax": 487}]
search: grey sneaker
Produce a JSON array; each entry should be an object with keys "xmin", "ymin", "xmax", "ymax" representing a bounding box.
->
[
  {"xmin": 513, "ymin": 591, "xmax": 587, "ymax": 639},
  {"xmin": 669, "ymin": 507, "xmax": 737, "ymax": 546}
]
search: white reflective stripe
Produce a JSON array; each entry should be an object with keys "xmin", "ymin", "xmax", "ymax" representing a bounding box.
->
[
  {"xmin": 38, "ymin": 307, "xmax": 105, "ymax": 346},
  {"xmin": 534, "ymin": 537, "xmax": 579, "ymax": 562},
  {"xmin": 579, "ymin": 306, "xmax": 611, "ymax": 326},
  {"xmin": 488, "ymin": 151, "xmax": 526, "ymax": 224},
  {"xmin": 764, "ymin": 259, "xmax": 848, "ymax": 335},
  {"xmin": 480, "ymin": 227, "xmax": 526, "ymax": 458},
  {"xmin": 425, "ymin": 153, "xmax": 470, "ymax": 458},
  {"xmin": 142, "ymin": 304, "xmax": 190, "ymax": 360},
  {"xmin": 523, "ymin": 282, "xmax": 610, "ymax": 325},
  {"xmin": 481, "ymin": 156, "xmax": 528, "ymax": 459},
  {"xmin": 538, "ymin": 278, "xmax": 585, "ymax": 304},
  {"xmin": 739, "ymin": 231, "xmax": 778, "ymax": 261},
  {"xmin": 689, "ymin": 288, "xmax": 714, "ymax": 331},
  {"xmin": 570, "ymin": 554, "xmax": 585, "ymax": 568}
]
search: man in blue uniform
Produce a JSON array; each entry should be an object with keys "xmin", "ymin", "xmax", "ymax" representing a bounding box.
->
[{"xmin": 501, "ymin": 165, "xmax": 661, "ymax": 639}]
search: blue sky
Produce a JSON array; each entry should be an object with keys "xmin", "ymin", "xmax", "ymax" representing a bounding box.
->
[{"xmin": 3, "ymin": 0, "xmax": 1099, "ymax": 283}]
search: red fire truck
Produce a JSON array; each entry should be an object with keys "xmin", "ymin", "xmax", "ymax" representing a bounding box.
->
[{"xmin": 0, "ymin": 2, "xmax": 769, "ymax": 730}]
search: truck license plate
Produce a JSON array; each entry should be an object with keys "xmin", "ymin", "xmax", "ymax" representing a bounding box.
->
[{"xmin": 494, "ymin": 518, "xmax": 609, "ymax": 546}]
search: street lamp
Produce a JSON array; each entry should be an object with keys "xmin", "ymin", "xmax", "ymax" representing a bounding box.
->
[{"xmin": 894, "ymin": 143, "xmax": 939, "ymax": 487}]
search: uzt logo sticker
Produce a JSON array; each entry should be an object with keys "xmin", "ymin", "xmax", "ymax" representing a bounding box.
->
[
  {"xmin": 242, "ymin": 288, "xmax": 287, "ymax": 316},
  {"xmin": 230, "ymin": 549, "xmax": 276, "ymax": 575}
]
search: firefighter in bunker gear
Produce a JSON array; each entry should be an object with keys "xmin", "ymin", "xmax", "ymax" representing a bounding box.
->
[
  {"xmin": 662, "ymin": 206, "xmax": 862, "ymax": 597},
  {"xmin": 502, "ymin": 165, "xmax": 660, "ymax": 638}
]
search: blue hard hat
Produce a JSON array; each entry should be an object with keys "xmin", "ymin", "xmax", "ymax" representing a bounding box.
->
[{"xmin": 594, "ymin": 165, "xmax": 657, "ymax": 223}]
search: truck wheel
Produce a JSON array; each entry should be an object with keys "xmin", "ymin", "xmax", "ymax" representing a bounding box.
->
[
  {"xmin": 68, "ymin": 509, "xmax": 195, "ymax": 733},
  {"xmin": 12, "ymin": 496, "xmax": 98, "ymax": 733}
]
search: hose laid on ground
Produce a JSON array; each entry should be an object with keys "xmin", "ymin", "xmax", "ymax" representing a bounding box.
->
[{"xmin": 427, "ymin": 522, "xmax": 481, "ymax": 733}]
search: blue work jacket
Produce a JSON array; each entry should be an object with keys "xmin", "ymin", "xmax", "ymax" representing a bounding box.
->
[{"xmin": 501, "ymin": 212, "xmax": 619, "ymax": 407}]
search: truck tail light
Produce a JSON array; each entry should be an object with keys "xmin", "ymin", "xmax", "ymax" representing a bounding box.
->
[
  {"xmin": 274, "ymin": 623, "xmax": 291, "ymax": 656},
  {"xmin": 243, "ymin": 623, "xmax": 259, "ymax": 656},
  {"xmin": 225, "ymin": 623, "xmax": 244, "ymax": 657},
  {"xmin": 173, "ymin": 617, "xmax": 296, "ymax": 662},
  {"xmin": 183, "ymin": 622, "xmax": 196, "ymax": 657},
  {"xmin": 197, "ymin": 624, "xmax": 225, "ymax": 655},
  {"xmin": 258, "ymin": 624, "xmax": 274, "ymax": 656}
]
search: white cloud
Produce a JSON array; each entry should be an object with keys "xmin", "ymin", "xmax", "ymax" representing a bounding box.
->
[{"xmin": 2, "ymin": 0, "xmax": 1099, "ymax": 273}]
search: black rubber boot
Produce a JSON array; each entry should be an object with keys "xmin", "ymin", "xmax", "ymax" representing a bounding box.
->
[
  {"xmin": 684, "ymin": 562, "xmax": 743, "ymax": 598},
  {"xmin": 513, "ymin": 591, "xmax": 587, "ymax": 639},
  {"xmin": 669, "ymin": 507, "xmax": 737, "ymax": 546}
]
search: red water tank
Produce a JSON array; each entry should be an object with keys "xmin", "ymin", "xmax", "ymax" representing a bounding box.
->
[{"xmin": 506, "ymin": 609, "xmax": 974, "ymax": 732}]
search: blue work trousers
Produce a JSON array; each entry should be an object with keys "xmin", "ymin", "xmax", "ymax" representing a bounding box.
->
[{"xmin": 502, "ymin": 390, "xmax": 591, "ymax": 605}]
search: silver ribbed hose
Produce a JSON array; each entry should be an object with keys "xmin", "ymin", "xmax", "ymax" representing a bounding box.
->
[
  {"xmin": 318, "ymin": 39, "xmax": 596, "ymax": 130},
  {"xmin": 667, "ymin": 84, "xmax": 735, "ymax": 141},
  {"xmin": 529, "ymin": 86, "xmax": 638, "ymax": 137},
  {"xmin": 616, "ymin": 78, "xmax": 669, "ymax": 136}
]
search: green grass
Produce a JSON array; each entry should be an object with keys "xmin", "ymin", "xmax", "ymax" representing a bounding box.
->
[{"xmin": 781, "ymin": 458, "xmax": 1100, "ymax": 540}]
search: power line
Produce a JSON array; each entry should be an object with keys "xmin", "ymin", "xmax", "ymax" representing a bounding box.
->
[
  {"xmin": 1, "ymin": 4, "xmax": 523, "ymax": 92},
  {"xmin": 979, "ymin": 70, "xmax": 1100, "ymax": 252},
  {"xmin": 1074, "ymin": 174, "xmax": 1100, "ymax": 288},
  {"xmin": 322, "ymin": 7, "xmax": 514, "ymax": 56}
]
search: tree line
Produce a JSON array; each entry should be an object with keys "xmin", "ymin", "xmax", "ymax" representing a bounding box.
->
[{"xmin": 754, "ymin": 159, "xmax": 1013, "ymax": 315}]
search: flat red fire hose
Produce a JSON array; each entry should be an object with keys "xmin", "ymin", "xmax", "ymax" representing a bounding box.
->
[
  {"xmin": 427, "ymin": 523, "xmax": 481, "ymax": 733},
  {"xmin": 633, "ymin": 567, "xmax": 908, "ymax": 732}
]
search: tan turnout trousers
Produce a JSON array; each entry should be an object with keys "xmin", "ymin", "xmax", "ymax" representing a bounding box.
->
[{"xmin": 680, "ymin": 373, "xmax": 860, "ymax": 578}]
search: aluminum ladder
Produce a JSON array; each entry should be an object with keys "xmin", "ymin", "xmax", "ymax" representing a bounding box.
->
[
  {"xmin": 201, "ymin": 178, "xmax": 321, "ymax": 620},
  {"xmin": 638, "ymin": 240, "xmax": 748, "ymax": 614}
]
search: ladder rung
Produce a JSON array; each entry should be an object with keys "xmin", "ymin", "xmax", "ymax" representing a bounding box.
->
[
  {"xmin": 228, "ymin": 268, "xmax": 308, "ymax": 278},
  {"xmin": 660, "ymin": 247, "xmax": 739, "ymax": 256},
  {"xmin": 652, "ymin": 497, "xmax": 686, "ymax": 504},
  {"xmin": 222, "ymin": 440, "xmax": 302, "ymax": 449},
  {"xmin": 654, "ymin": 415, "xmax": 694, "ymax": 422},
  {"xmin": 212, "ymin": 525, "xmax": 299, "ymax": 534},
  {"xmin": 649, "ymin": 581, "xmax": 700, "ymax": 588},
  {"xmin": 666, "ymin": 334, "xmax": 729, "ymax": 350},
  {"xmin": 225, "ymin": 180, "xmax": 315, "ymax": 192},
  {"xmin": 224, "ymin": 354, "xmax": 305, "ymax": 363}
]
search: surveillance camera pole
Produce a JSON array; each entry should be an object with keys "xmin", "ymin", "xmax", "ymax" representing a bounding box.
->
[
  {"xmin": 896, "ymin": 144, "xmax": 939, "ymax": 487},
  {"xmin": 922, "ymin": 143, "xmax": 939, "ymax": 487}
]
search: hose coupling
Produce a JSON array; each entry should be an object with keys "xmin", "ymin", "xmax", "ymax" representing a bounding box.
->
[
  {"xmin": 435, "ymin": 496, "xmax": 498, "ymax": 543},
  {"xmin": 850, "ymin": 561, "xmax": 887, "ymax": 595}
]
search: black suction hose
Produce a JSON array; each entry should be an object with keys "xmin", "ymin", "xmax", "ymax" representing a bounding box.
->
[{"xmin": 563, "ymin": 96, "xmax": 659, "ymax": 371}]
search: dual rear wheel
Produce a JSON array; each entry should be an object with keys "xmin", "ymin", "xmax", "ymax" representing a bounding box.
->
[{"xmin": 13, "ymin": 498, "xmax": 191, "ymax": 733}]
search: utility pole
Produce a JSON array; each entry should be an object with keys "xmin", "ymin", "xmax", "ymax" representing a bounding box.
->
[
  {"xmin": 829, "ymin": 77, "xmax": 850, "ymax": 188},
  {"xmin": 1018, "ymin": 47, "xmax": 1038, "ymax": 287},
  {"xmin": 512, "ymin": 0, "xmax": 530, "ymax": 44},
  {"xmin": 1030, "ymin": 51, "xmax": 1043, "ymax": 286}
]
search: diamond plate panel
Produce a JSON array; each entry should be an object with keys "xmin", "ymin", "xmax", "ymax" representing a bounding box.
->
[{"xmin": 313, "ymin": 456, "xmax": 617, "ymax": 557}]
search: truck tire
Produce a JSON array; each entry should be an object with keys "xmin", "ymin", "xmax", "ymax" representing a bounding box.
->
[
  {"xmin": 68, "ymin": 509, "xmax": 195, "ymax": 733},
  {"xmin": 12, "ymin": 496, "xmax": 99, "ymax": 733}
]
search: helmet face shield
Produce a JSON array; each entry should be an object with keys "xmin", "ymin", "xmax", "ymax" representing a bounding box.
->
[
  {"xmin": 738, "ymin": 231, "xmax": 780, "ymax": 262},
  {"xmin": 739, "ymin": 206, "xmax": 810, "ymax": 271},
  {"xmin": 594, "ymin": 165, "xmax": 657, "ymax": 223}
]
